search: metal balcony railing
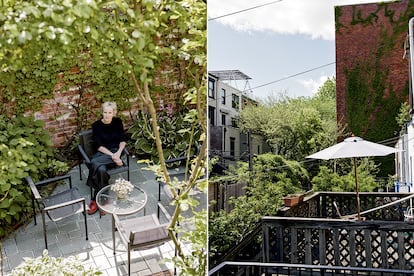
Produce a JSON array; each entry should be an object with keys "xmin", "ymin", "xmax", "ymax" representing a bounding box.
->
[
  {"xmin": 209, "ymin": 261, "xmax": 414, "ymax": 275},
  {"xmin": 209, "ymin": 192, "xmax": 414, "ymax": 276}
]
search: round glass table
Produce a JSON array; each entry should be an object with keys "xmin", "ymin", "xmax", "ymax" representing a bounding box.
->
[
  {"xmin": 96, "ymin": 185, "xmax": 147, "ymax": 216},
  {"xmin": 96, "ymin": 185, "xmax": 148, "ymax": 251}
]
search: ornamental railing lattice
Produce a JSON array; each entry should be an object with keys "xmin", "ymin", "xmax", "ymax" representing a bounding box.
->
[
  {"xmin": 210, "ymin": 192, "xmax": 414, "ymax": 275},
  {"xmin": 262, "ymin": 216, "xmax": 414, "ymax": 270}
]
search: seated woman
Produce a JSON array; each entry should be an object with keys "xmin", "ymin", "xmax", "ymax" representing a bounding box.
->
[{"xmin": 87, "ymin": 101, "xmax": 127, "ymax": 215}]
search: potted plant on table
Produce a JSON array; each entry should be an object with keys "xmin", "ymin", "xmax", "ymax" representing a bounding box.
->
[{"xmin": 111, "ymin": 178, "xmax": 134, "ymax": 200}]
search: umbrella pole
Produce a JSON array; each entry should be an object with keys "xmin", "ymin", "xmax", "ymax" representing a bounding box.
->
[{"xmin": 353, "ymin": 157, "xmax": 361, "ymax": 220}]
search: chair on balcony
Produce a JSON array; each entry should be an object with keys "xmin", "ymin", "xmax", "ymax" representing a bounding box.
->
[
  {"xmin": 78, "ymin": 129, "xmax": 130, "ymax": 197},
  {"xmin": 404, "ymin": 207, "xmax": 414, "ymax": 222},
  {"xmin": 333, "ymin": 201, "xmax": 363, "ymax": 220},
  {"xmin": 112, "ymin": 202, "xmax": 172, "ymax": 275},
  {"xmin": 27, "ymin": 174, "xmax": 88, "ymax": 249}
]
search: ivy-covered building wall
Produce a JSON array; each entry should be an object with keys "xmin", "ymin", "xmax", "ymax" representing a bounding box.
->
[{"xmin": 335, "ymin": 1, "xmax": 411, "ymax": 143}]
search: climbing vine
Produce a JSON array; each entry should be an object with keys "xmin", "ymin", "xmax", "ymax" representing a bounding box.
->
[{"xmin": 337, "ymin": 1, "xmax": 411, "ymax": 175}]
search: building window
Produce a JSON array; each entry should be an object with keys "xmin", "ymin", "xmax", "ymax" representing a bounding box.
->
[
  {"xmin": 221, "ymin": 114, "xmax": 226, "ymax": 126},
  {"xmin": 208, "ymin": 106, "xmax": 215, "ymax": 126},
  {"xmin": 232, "ymin": 94, "xmax": 240, "ymax": 109},
  {"xmin": 230, "ymin": 137, "xmax": 235, "ymax": 157},
  {"xmin": 231, "ymin": 117, "xmax": 238, "ymax": 128},
  {"xmin": 208, "ymin": 78, "xmax": 215, "ymax": 98},
  {"xmin": 221, "ymin": 88, "xmax": 226, "ymax": 105}
]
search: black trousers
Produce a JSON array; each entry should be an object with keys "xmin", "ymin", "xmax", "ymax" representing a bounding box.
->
[{"xmin": 86, "ymin": 150, "xmax": 117, "ymax": 200}]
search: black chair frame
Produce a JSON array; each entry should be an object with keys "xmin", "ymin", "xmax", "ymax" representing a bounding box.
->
[
  {"xmin": 112, "ymin": 202, "xmax": 172, "ymax": 275},
  {"xmin": 78, "ymin": 129, "xmax": 130, "ymax": 197},
  {"xmin": 27, "ymin": 174, "xmax": 88, "ymax": 249}
]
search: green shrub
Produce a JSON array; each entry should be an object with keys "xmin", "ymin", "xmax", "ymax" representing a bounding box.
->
[
  {"xmin": 0, "ymin": 115, "xmax": 68, "ymax": 238},
  {"xmin": 209, "ymin": 153, "xmax": 308, "ymax": 263},
  {"xmin": 129, "ymin": 105, "xmax": 202, "ymax": 163},
  {"xmin": 312, "ymin": 158, "xmax": 379, "ymax": 192},
  {"xmin": 11, "ymin": 249, "xmax": 101, "ymax": 275}
]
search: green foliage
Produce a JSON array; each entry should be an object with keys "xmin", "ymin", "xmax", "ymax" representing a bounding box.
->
[
  {"xmin": 312, "ymin": 158, "xmax": 379, "ymax": 192},
  {"xmin": 315, "ymin": 77, "xmax": 336, "ymax": 100},
  {"xmin": 396, "ymin": 101, "xmax": 411, "ymax": 134},
  {"xmin": 0, "ymin": 0, "xmax": 202, "ymax": 115},
  {"xmin": 171, "ymin": 204, "xmax": 207, "ymax": 275},
  {"xmin": 11, "ymin": 249, "xmax": 101, "ymax": 275},
  {"xmin": 241, "ymin": 79, "xmax": 340, "ymax": 161},
  {"xmin": 0, "ymin": 0, "xmax": 207, "ymax": 272},
  {"xmin": 0, "ymin": 115, "xmax": 68, "ymax": 238},
  {"xmin": 209, "ymin": 153, "xmax": 308, "ymax": 263},
  {"xmin": 338, "ymin": 2, "xmax": 411, "ymax": 176},
  {"xmin": 129, "ymin": 106, "xmax": 202, "ymax": 163},
  {"xmin": 250, "ymin": 153, "xmax": 309, "ymax": 192},
  {"xmin": 345, "ymin": 62, "xmax": 402, "ymax": 176}
]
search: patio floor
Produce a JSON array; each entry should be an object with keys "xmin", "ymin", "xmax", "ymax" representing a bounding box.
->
[{"xmin": 1, "ymin": 156, "xmax": 205, "ymax": 275}]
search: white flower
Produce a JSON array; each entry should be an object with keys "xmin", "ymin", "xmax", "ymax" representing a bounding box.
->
[
  {"xmin": 111, "ymin": 178, "xmax": 134, "ymax": 195},
  {"xmin": 11, "ymin": 250, "xmax": 100, "ymax": 275},
  {"xmin": 194, "ymin": 56, "xmax": 202, "ymax": 65}
]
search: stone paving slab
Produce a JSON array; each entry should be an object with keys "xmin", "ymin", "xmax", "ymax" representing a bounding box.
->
[{"xmin": 0, "ymin": 157, "xmax": 203, "ymax": 275}]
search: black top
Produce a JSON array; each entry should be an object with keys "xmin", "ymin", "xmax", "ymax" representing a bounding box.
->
[{"xmin": 92, "ymin": 117, "xmax": 127, "ymax": 150}]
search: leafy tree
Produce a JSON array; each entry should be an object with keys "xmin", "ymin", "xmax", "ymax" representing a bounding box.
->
[
  {"xmin": 209, "ymin": 153, "xmax": 308, "ymax": 264},
  {"xmin": 0, "ymin": 0, "xmax": 206, "ymax": 273},
  {"xmin": 314, "ymin": 77, "xmax": 336, "ymax": 100},
  {"xmin": 312, "ymin": 158, "xmax": 379, "ymax": 192},
  {"xmin": 396, "ymin": 101, "xmax": 411, "ymax": 135},
  {"xmin": 241, "ymin": 78, "xmax": 341, "ymax": 161}
]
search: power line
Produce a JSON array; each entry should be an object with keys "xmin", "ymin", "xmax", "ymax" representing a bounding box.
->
[
  {"xmin": 208, "ymin": 0, "xmax": 284, "ymax": 21},
  {"xmin": 245, "ymin": 62, "xmax": 336, "ymax": 92},
  {"xmin": 208, "ymin": 61, "xmax": 336, "ymax": 104}
]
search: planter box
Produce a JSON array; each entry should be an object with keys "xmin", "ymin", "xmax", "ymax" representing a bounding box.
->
[{"xmin": 283, "ymin": 195, "xmax": 303, "ymax": 207}]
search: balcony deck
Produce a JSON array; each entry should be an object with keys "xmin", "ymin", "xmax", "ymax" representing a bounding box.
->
[{"xmin": 209, "ymin": 191, "xmax": 414, "ymax": 275}]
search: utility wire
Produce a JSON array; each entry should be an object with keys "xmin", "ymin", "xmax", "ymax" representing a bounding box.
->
[
  {"xmin": 208, "ymin": 0, "xmax": 284, "ymax": 21},
  {"xmin": 208, "ymin": 61, "xmax": 336, "ymax": 104},
  {"xmin": 245, "ymin": 62, "xmax": 336, "ymax": 92}
]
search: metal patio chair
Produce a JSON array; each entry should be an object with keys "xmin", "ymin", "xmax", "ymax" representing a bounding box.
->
[
  {"xmin": 27, "ymin": 174, "xmax": 88, "ymax": 249},
  {"xmin": 112, "ymin": 202, "xmax": 172, "ymax": 275}
]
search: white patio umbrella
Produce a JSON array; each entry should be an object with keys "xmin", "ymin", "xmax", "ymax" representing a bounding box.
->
[{"xmin": 306, "ymin": 136, "xmax": 400, "ymax": 220}]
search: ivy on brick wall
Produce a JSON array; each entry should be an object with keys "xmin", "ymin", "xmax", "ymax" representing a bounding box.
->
[
  {"xmin": 345, "ymin": 62, "xmax": 402, "ymax": 176},
  {"xmin": 0, "ymin": 0, "xmax": 190, "ymax": 131},
  {"xmin": 337, "ymin": 2, "xmax": 412, "ymax": 176}
]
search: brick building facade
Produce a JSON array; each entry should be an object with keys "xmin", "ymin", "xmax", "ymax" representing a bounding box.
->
[{"xmin": 335, "ymin": 0, "xmax": 411, "ymax": 138}]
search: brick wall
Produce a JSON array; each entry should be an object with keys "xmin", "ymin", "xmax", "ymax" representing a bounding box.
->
[
  {"xmin": 32, "ymin": 65, "xmax": 186, "ymax": 148},
  {"xmin": 335, "ymin": 1, "xmax": 409, "ymax": 128}
]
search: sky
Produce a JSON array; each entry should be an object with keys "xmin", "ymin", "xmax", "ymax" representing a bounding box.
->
[{"xmin": 207, "ymin": 0, "xmax": 395, "ymax": 101}]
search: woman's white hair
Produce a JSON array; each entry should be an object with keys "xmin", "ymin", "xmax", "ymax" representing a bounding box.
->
[{"xmin": 102, "ymin": 101, "xmax": 117, "ymax": 115}]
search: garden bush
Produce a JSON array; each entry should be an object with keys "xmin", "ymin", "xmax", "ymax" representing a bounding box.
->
[
  {"xmin": 129, "ymin": 105, "xmax": 202, "ymax": 164},
  {"xmin": 11, "ymin": 249, "xmax": 101, "ymax": 275},
  {"xmin": 0, "ymin": 115, "xmax": 68, "ymax": 238},
  {"xmin": 209, "ymin": 153, "xmax": 308, "ymax": 264}
]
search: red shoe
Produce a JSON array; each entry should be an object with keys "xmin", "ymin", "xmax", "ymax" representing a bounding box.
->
[{"xmin": 88, "ymin": 200, "xmax": 98, "ymax": 215}]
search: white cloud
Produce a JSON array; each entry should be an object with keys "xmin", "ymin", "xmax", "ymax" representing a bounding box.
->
[
  {"xmin": 298, "ymin": 75, "xmax": 329, "ymax": 95},
  {"xmin": 208, "ymin": 0, "xmax": 394, "ymax": 41}
]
